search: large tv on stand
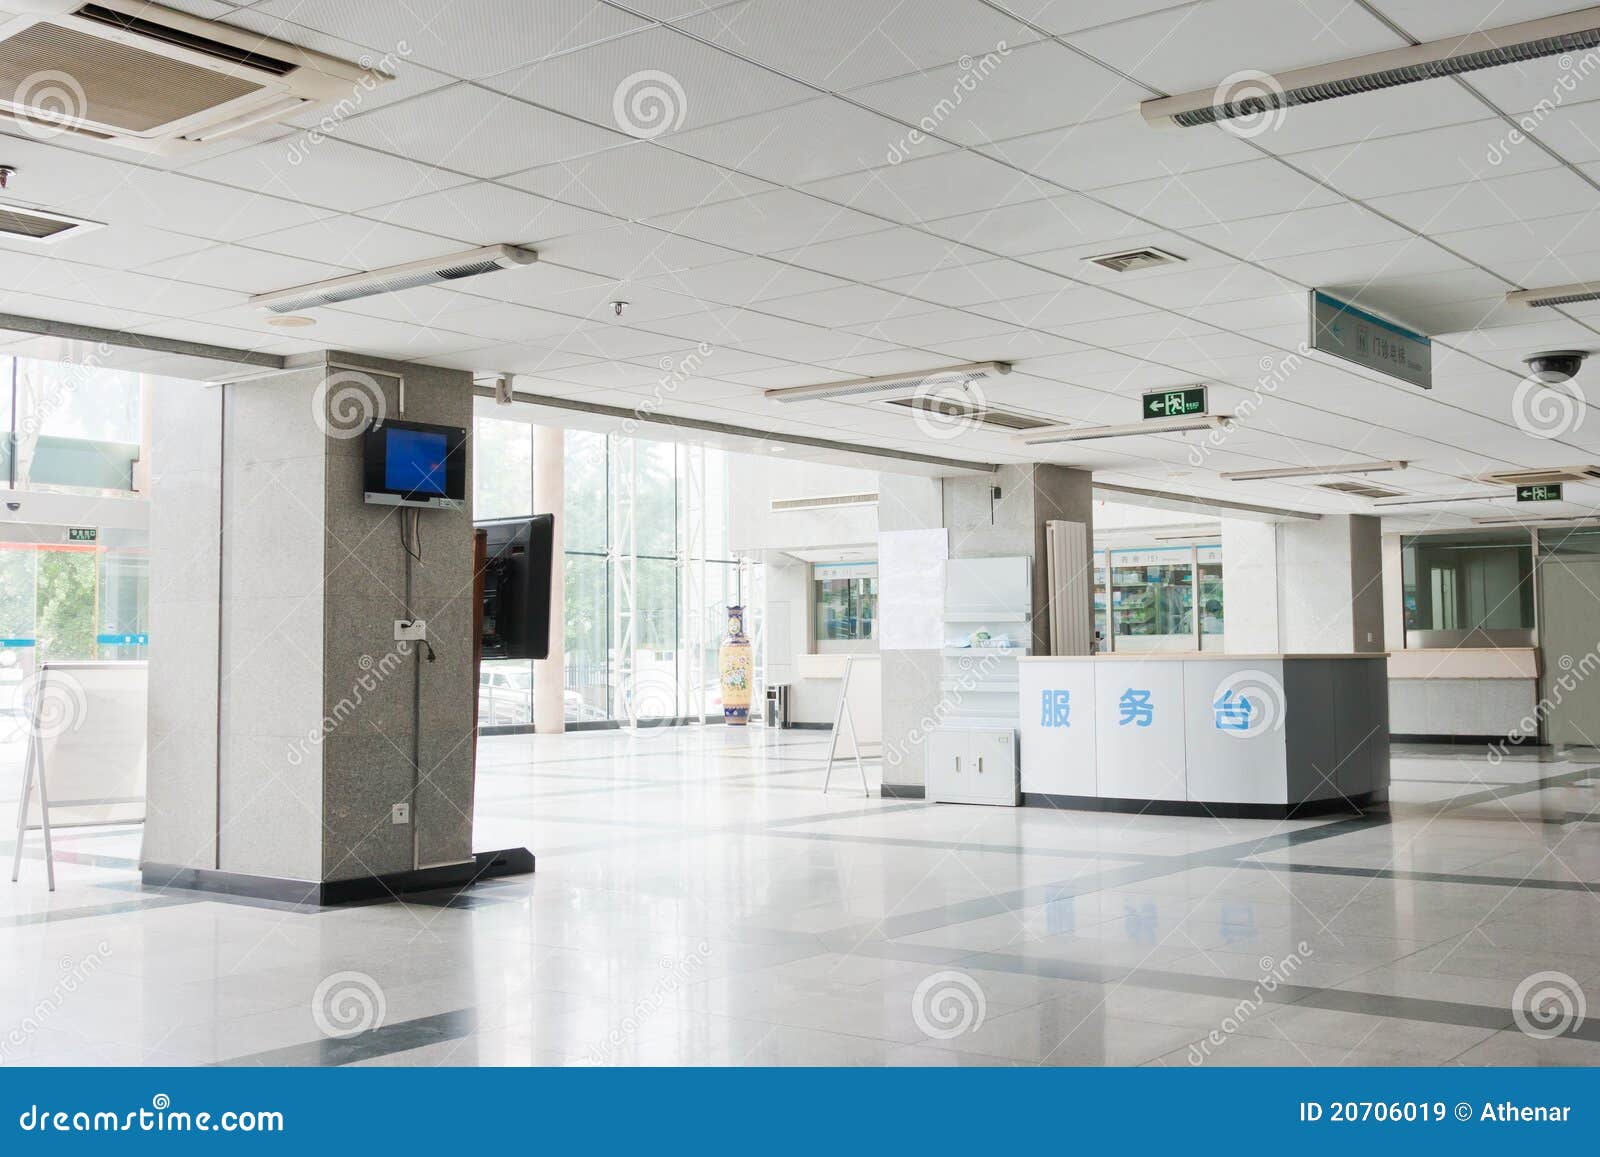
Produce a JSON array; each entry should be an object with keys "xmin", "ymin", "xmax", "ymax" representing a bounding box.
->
[{"xmin": 478, "ymin": 515, "xmax": 554, "ymax": 661}]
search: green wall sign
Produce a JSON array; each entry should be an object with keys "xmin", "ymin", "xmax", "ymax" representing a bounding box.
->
[
  {"xmin": 1143, "ymin": 386, "xmax": 1208, "ymax": 419},
  {"xmin": 1516, "ymin": 484, "xmax": 1563, "ymax": 502},
  {"xmin": 66, "ymin": 527, "xmax": 97, "ymax": 543}
]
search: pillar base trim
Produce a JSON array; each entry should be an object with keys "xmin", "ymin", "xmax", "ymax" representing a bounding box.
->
[
  {"xmin": 1019, "ymin": 793, "xmax": 1379, "ymax": 820},
  {"xmin": 140, "ymin": 847, "xmax": 535, "ymax": 907},
  {"xmin": 879, "ymin": 783, "xmax": 926, "ymax": 799}
]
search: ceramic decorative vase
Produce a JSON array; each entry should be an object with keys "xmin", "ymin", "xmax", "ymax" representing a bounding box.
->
[{"xmin": 719, "ymin": 605, "xmax": 752, "ymax": 725}]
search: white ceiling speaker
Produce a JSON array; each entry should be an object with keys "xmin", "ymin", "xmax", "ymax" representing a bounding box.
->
[
  {"xmin": 0, "ymin": 1, "xmax": 389, "ymax": 153},
  {"xmin": 1018, "ymin": 413, "xmax": 1231, "ymax": 445},
  {"xmin": 251, "ymin": 245, "xmax": 538, "ymax": 313},
  {"xmin": 764, "ymin": 361, "xmax": 1009, "ymax": 404},
  {"xmin": 1141, "ymin": 6, "xmax": 1600, "ymax": 128},
  {"xmin": 1506, "ymin": 281, "xmax": 1600, "ymax": 309},
  {"xmin": 1219, "ymin": 459, "xmax": 1408, "ymax": 481}
]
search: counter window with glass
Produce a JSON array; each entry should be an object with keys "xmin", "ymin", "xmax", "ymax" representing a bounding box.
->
[
  {"xmin": 1096, "ymin": 544, "xmax": 1221, "ymax": 653},
  {"xmin": 814, "ymin": 563, "xmax": 877, "ymax": 653},
  {"xmin": 1402, "ymin": 530, "xmax": 1534, "ymax": 647}
]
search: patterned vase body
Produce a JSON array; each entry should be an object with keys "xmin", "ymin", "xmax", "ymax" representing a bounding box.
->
[{"xmin": 719, "ymin": 605, "xmax": 752, "ymax": 725}]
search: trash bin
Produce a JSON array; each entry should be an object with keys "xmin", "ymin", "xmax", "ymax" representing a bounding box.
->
[{"xmin": 765, "ymin": 684, "xmax": 790, "ymax": 728}]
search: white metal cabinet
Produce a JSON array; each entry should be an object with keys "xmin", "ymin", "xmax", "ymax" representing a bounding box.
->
[{"xmin": 927, "ymin": 725, "xmax": 1018, "ymax": 806}]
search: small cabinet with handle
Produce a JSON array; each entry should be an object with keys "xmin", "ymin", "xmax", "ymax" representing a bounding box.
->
[{"xmin": 926, "ymin": 725, "xmax": 1018, "ymax": 806}]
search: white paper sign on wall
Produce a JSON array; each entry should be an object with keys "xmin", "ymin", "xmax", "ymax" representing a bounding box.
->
[{"xmin": 878, "ymin": 528, "xmax": 947, "ymax": 651}]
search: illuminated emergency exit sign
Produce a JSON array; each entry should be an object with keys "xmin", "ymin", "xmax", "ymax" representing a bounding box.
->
[
  {"xmin": 66, "ymin": 527, "xmax": 97, "ymax": 543},
  {"xmin": 1516, "ymin": 484, "xmax": 1563, "ymax": 502},
  {"xmin": 1142, "ymin": 386, "xmax": 1207, "ymax": 419}
]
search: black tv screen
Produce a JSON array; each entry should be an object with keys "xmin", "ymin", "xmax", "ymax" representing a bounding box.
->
[
  {"xmin": 479, "ymin": 515, "xmax": 554, "ymax": 661},
  {"xmin": 363, "ymin": 420, "xmax": 466, "ymax": 510}
]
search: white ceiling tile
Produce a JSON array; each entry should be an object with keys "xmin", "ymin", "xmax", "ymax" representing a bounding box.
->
[
  {"xmin": 1000, "ymin": 0, "xmax": 1196, "ymax": 36},
  {"xmin": 1367, "ymin": 1, "xmax": 1590, "ymax": 41},
  {"xmin": 1185, "ymin": 201, "xmax": 1413, "ymax": 262},
  {"xmin": 433, "ymin": 302, "xmax": 590, "ymax": 343},
  {"xmin": 801, "ymin": 150, "xmax": 1054, "ymax": 224},
  {"xmin": 850, "ymin": 40, "xmax": 1148, "ymax": 149},
  {"xmin": 13, "ymin": 224, "xmax": 211, "ymax": 271},
  {"xmin": 1091, "ymin": 159, "xmax": 1342, "ymax": 230},
  {"xmin": 1464, "ymin": 52, "xmax": 1600, "ymax": 117},
  {"xmin": 535, "ymin": 223, "xmax": 741, "ymax": 280},
  {"xmin": 505, "ymin": 143, "xmax": 772, "ymax": 220},
  {"xmin": 983, "ymin": 111, "xmax": 1259, "ymax": 192},
  {"xmin": 248, "ymin": 0, "xmax": 649, "ymax": 80},
  {"xmin": 676, "ymin": 0, "xmax": 1039, "ymax": 90},
  {"xmin": 665, "ymin": 97, "xmax": 949, "ymax": 185},
  {"xmin": 759, "ymin": 284, "xmax": 929, "ymax": 327},
  {"xmin": 843, "ymin": 308, "xmax": 1017, "ymax": 346},
  {"xmin": 1365, "ymin": 166, "xmax": 1597, "ymax": 236},
  {"xmin": 1519, "ymin": 99, "xmax": 1600, "ymax": 166},
  {"xmin": 875, "ymin": 259, "xmax": 1068, "ymax": 307},
  {"xmin": 772, "ymin": 226, "xmax": 987, "ymax": 281},
  {"xmin": 971, "ymin": 286, "xmax": 1151, "ymax": 329},
  {"xmin": 634, "ymin": 256, "xmax": 846, "ymax": 304},
  {"xmin": 1246, "ymin": 83, "xmax": 1491, "ymax": 156},
  {"xmin": 361, "ymin": 182, "xmax": 617, "ymax": 246},
  {"xmin": 925, "ymin": 193, "xmax": 1147, "ymax": 256},
  {"xmin": 142, "ymin": 244, "xmax": 356, "ymax": 296},
  {"xmin": 181, "ymin": 139, "xmax": 473, "ymax": 214},
  {"xmin": 1289, "ymin": 120, "xmax": 1550, "ymax": 199},
  {"xmin": 247, "ymin": 214, "xmax": 466, "ymax": 269},
  {"xmin": 482, "ymin": 25, "xmax": 812, "ymax": 138},
  {"xmin": 1261, "ymin": 236, "xmax": 1469, "ymax": 286},
  {"xmin": 929, "ymin": 328, "xmax": 1086, "ymax": 363},
  {"xmin": 1067, "ymin": 0, "xmax": 1402, "ymax": 96},
  {"xmin": 332, "ymin": 84, "xmax": 630, "ymax": 178},
  {"xmin": 646, "ymin": 189, "xmax": 886, "ymax": 254},
  {"xmin": 50, "ymin": 170, "xmax": 336, "ymax": 243}
]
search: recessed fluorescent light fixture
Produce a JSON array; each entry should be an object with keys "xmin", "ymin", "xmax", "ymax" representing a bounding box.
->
[
  {"xmin": 1141, "ymin": 7, "xmax": 1600, "ymax": 129},
  {"xmin": 251, "ymin": 244, "xmax": 537, "ymax": 313},
  {"xmin": 1506, "ymin": 281, "xmax": 1600, "ymax": 309},
  {"xmin": 764, "ymin": 361, "xmax": 1010, "ymax": 404},
  {"xmin": 1153, "ymin": 532, "xmax": 1221, "ymax": 542},
  {"xmin": 1220, "ymin": 459, "xmax": 1407, "ymax": 481},
  {"xmin": 1368, "ymin": 492, "xmax": 1506, "ymax": 508},
  {"xmin": 1472, "ymin": 515, "xmax": 1596, "ymax": 526},
  {"xmin": 1018, "ymin": 413, "xmax": 1231, "ymax": 445}
]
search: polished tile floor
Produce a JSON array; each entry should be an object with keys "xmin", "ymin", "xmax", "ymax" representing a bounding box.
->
[{"xmin": 2, "ymin": 725, "xmax": 1599, "ymax": 1066}]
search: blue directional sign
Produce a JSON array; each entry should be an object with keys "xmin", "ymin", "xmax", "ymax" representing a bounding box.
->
[{"xmin": 1310, "ymin": 289, "xmax": 1431, "ymax": 390}]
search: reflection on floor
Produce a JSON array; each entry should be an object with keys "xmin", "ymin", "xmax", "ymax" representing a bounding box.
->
[{"xmin": 2, "ymin": 726, "xmax": 1599, "ymax": 1066}]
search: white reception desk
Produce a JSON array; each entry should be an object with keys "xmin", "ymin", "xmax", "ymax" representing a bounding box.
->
[{"xmin": 1017, "ymin": 654, "xmax": 1389, "ymax": 817}]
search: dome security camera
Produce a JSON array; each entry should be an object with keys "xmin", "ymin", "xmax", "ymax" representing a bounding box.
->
[
  {"xmin": 4, "ymin": 501, "xmax": 19, "ymax": 512},
  {"xmin": 1524, "ymin": 350, "xmax": 1587, "ymax": 384}
]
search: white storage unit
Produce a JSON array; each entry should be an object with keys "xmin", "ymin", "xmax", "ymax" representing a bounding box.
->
[{"xmin": 926, "ymin": 557, "xmax": 1030, "ymax": 807}]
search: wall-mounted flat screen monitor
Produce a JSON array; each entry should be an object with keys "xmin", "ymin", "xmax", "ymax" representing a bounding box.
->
[
  {"xmin": 479, "ymin": 515, "xmax": 554, "ymax": 661},
  {"xmin": 363, "ymin": 420, "xmax": 466, "ymax": 510}
]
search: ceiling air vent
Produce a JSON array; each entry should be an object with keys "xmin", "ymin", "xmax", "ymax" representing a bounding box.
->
[
  {"xmin": 0, "ymin": 202, "xmax": 100, "ymax": 243},
  {"xmin": 0, "ymin": 1, "xmax": 388, "ymax": 154},
  {"xmin": 251, "ymin": 245, "xmax": 538, "ymax": 312},
  {"xmin": 771, "ymin": 493, "xmax": 878, "ymax": 513},
  {"xmin": 1478, "ymin": 466, "xmax": 1600, "ymax": 486},
  {"xmin": 883, "ymin": 395, "xmax": 1050, "ymax": 431},
  {"xmin": 1086, "ymin": 247, "xmax": 1185, "ymax": 273},
  {"xmin": 1317, "ymin": 480, "xmax": 1404, "ymax": 500}
]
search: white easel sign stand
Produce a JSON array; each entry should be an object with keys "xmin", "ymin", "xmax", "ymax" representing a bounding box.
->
[
  {"xmin": 10, "ymin": 661, "xmax": 148, "ymax": 892},
  {"xmin": 822, "ymin": 656, "xmax": 878, "ymax": 797}
]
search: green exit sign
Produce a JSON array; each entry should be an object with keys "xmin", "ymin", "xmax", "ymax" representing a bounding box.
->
[
  {"xmin": 1516, "ymin": 484, "xmax": 1563, "ymax": 502},
  {"xmin": 1143, "ymin": 386, "xmax": 1208, "ymax": 419},
  {"xmin": 66, "ymin": 527, "xmax": 97, "ymax": 543}
]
